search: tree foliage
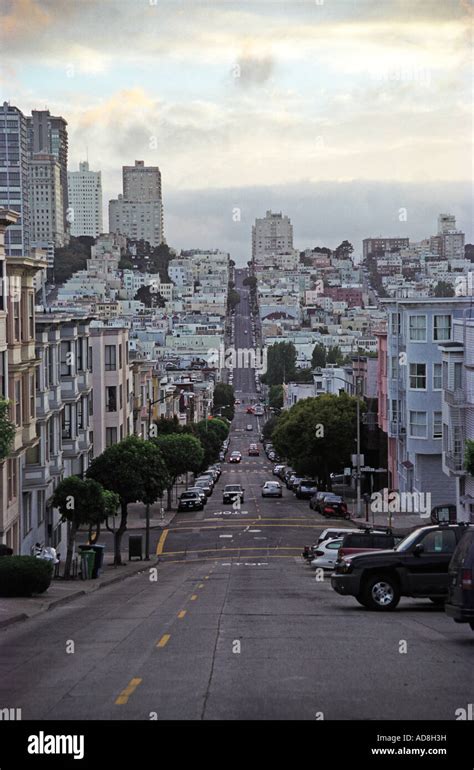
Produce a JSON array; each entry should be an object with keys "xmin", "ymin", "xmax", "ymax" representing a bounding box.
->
[
  {"xmin": 260, "ymin": 341, "xmax": 297, "ymax": 386},
  {"xmin": 268, "ymin": 384, "xmax": 283, "ymax": 410},
  {"xmin": 134, "ymin": 284, "xmax": 166, "ymax": 308},
  {"xmin": 311, "ymin": 343, "xmax": 327, "ymax": 368},
  {"xmin": 465, "ymin": 440, "xmax": 474, "ymax": 476},
  {"xmin": 334, "ymin": 240, "xmax": 354, "ymax": 260},
  {"xmin": 0, "ymin": 399, "xmax": 15, "ymax": 461},
  {"xmin": 87, "ymin": 436, "xmax": 170, "ymax": 564},
  {"xmin": 192, "ymin": 418, "xmax": 229, "ymax": 470},
  {"xmin": 271, "ymin": 393, "xmax": 363, "ymax": 487},
  {"xmin": 152, "ymin": 433, "xmax": 204, "ymax": 508},
  {"xmin": 433, "ymin": 281, "xmax": 455, "ymax": 298},
  {"xmin": 54, "ymin": 237, "xmax": 92, "ymax": 284}
]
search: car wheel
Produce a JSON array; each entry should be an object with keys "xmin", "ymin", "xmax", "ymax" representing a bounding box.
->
[
  {"xmin": 429, "ymin": 597, "xmax": 445, "ymax": 606},
  {"xmin": 362, "ymin": 574, "xmax": 400, "ymax": 611},
  {"xmin": 469, "ymin": 621, "xmax": 474, "ymax": 631}
]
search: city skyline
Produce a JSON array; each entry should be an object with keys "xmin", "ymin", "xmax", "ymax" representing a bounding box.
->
[{"xmin": 1, "ymin": 0, "xmax": 471, "ymax": 260}]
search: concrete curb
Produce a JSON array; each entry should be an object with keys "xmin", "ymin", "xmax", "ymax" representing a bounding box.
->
[{"xmin": 0, "ymin": 613, "xmax": 29, "ymax": 629}]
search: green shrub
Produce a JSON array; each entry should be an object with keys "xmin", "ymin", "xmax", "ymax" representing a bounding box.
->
[{"xmin": 0, "ymin": 556, "xmax": 53, "ymax": 597}]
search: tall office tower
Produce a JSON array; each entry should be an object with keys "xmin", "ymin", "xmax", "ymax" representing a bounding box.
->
[
  {"xmin": 252, "ymin": 210, "xmax": 293, "ymax": 263},
  {"xmin": 123, "ymin": 160, "xmax": 162, "ymax": 201},
  {"xmin": 27, "ymin": 110, "xmax": 69, "ymax": 236},
  {"xmin": 29, "ymin": 154, "xmax": 65, "ymax": 248},
  {"xmin": 109, "ymin": 160, "xmax": 164, "ymax": 247},
  {"xmin": 438, "ymin": 214, "xmax": 457, "ymax": 234},
  {"xmin": 67, "ymin": 161, "xmax": 103, "ymax": 237},
  {"xmin": 0, "ymin": 103, "xmax": 31, "ymax": 257}
]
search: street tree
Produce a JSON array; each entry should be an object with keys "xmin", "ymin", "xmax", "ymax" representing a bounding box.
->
[
  {"xmin": 260, "ymin": 341, "xmax": 297, "ymax": 386},
  {"xmin": 193, "ymin": 418, "xmax": 229, "ymax": 469},
  {"xmin": 52, "ymin": 476, "xmax": 108, "ymax": 578},
  {"xmin": 311, "ymin": 343, "xmax": 327, "ymax": 369},
  {"xmin": 271, "ymin": 392, "xmax": 363, "ymax": 488},
  {"xmin": 87, "ymin": 436, "xmax": 170, "ymax": 565},
  {"xmin": 0, "ymin": 399, "xmax": 15, "ymax": 461},
  {"xmin": 268, "ymin": 384, "xmax": 283, "ymax": 410},
  {"xmin": 152, "ymin": 433, "xmax": 204, "ymax": 509},
  {"xmin": 433, "ymin": 281, "xmax": 455, "ymax": 298},
  {"xmin": 213, "ymin": 382, "xmax": 235, "ymax": 420}
]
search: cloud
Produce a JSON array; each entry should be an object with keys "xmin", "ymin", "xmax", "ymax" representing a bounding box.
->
[{"xmin": 233, "ymin": 54, "xmax": 275, "ymax": 87}]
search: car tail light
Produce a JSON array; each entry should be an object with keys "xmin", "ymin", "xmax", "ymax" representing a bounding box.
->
[
  {"xmin": 324, "ymin": 506, "xmax": 333, "ymax": 514},
  {"xmin": 315, "ymin": 550, "xmax": 324, "ymax": 557},
  {"xmin": 461, "ymin": 569, "xmax": 473, "ymax": 590}
]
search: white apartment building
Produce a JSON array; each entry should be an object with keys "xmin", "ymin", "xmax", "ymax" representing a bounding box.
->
[
  {"xmin": 67, "ymin": 161, "xmax": 103, "ymax": 238},
  {"xmin": 89, "ymin": 325, "xmax": 133, "ymax": 456},
  {"xmin": 109, "ymin": 196, "xmax": 163, "ymax": 247},
  {"xmin": 252, "ymin": 211, "xmax": 293, "ymax": 264},
  {"xmin": 29, "ymin": 153, "xmax": 65, "ymax": 248}
]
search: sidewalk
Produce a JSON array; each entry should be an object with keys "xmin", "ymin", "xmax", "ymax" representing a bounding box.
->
[
  {"xmin": 0, "ymin": 506, "xmax": 178, "ymax": 631},
  {"xmin": 348, "ymin": 510, "xmax": 428, "ymax": 532}
]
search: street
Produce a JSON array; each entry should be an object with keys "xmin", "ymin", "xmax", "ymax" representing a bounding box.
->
[{"xmin": 0, "ymin": 271, "xmax": 472, "ymax": 721}]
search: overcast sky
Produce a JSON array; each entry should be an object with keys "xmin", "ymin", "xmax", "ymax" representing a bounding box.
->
[{"xmin": 1, "ymin": 0, "xmax": 472, "ymax": 264}]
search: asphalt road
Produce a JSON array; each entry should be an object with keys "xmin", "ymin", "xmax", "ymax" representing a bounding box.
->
[{"xmin": 0, "ymin": 269, "xmax": 472, "ymax": 721}]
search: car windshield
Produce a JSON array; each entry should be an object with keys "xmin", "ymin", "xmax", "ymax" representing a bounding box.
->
[
  {"xmin": 225, "ymin": 485, "xmax": 241, "ymax": 491},
  {"xmin": 181, "ymin": 492, "xmax": 197, "ymax": 499},
  {"xmin": 302, "ymin": 481, "xmax": 318, "ymax": 487},
  {"xmin": 195, "ymin": 481, "xmax": 209, "ymax": 487},
  {"xmin": 395, "ymin": 530, "xmax": 423, "ymax": 552},
  {"xmin": 265, "ymin": 482, "xmax": 279, "ymax": 487}
]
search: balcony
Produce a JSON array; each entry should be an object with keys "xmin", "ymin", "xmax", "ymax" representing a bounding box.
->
[
  {"xmin": 444, "ymin": 388, "xmax": 465, "ymax": 407},
  {"xmin": 445, "ymin": 451, "xmax": 465, "ymax": 473}
]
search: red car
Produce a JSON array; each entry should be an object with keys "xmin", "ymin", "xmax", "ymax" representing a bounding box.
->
[
  {"xmin": 248, "ymin": 444, "xmax": 259, "ymax": 456},
  {"xmin": 338, "ymin": 529, "xmax": 401, "ymax": 560}
]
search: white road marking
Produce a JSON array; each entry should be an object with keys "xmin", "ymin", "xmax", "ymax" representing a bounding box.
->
[{"xmin": 220, "ymin": 534, "xmax": 233, "ymax": 538}]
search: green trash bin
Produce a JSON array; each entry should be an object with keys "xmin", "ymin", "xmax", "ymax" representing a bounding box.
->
[{"xmin": 79, "ymin": 549, "xmax": 95, "ymax": 580}]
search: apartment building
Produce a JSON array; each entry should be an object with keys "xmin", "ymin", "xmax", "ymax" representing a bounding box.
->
[
  {"xmin": 89, "ymin": 325, "xmax": 132, "ymax": 456},
  {"xmin": 363, "ymin": 237, "xmax": 410, "ymax": 260},
  {"xmin": 382, "ymin": 297, "xmax": 472, "ymax": 508},
  {"xmin": 0, "ymin": 103, "xmax": 31, "ymax": 257},
  {"xmin": 67, "ymin": 161, "xmax": 103, "ymax": 238},
  {"xmin": 439, "ymin": 314, "xmax": 474, "ymax": 523},
  {"xmin": 22, "ymin": 313, "xmax": 93, "ymax": 555},
  {"xmin": 29, "ymin": 153, "xmax": 65, "ymax": 248},
  {"xmin": 252, "ymin": 211, "xmax": 293, "ymax": 264},
  {"xmin": 0, "ymin": 210, "xmax": 47, "ymax": 553},
  {"xmin": 109, "ymin": 160, "xmax": 164, "ymax": 247},
  {"xmin": 27, "ymin": 109, "xmax": 69, "ymax": 236}
]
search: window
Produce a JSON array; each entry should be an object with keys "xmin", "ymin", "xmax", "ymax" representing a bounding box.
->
[
  {"xmin": 391, "ymin": 400, "xmax": 399, "ymax": 423},
  {"xmin": 22, "ymin": 492, "xmax": 32, "ymax": 535},
  {"xmin": 0, "ymin": 351, "xmax": 6, "ymax": 398},
  {"xmin": 409, "ymin": 410, "xmax": 427, "ymax": 438},
  {"xmin": 106, "ymin": 427, "xmax": 117, "ymax": 447},
  {"xmin": 60, "ymin": 341, "xmax": 72, "ymax": 376},
  {"xmin": 15, "ymin": 379, "xmax": 21, "ymax": 425},
  {"xmin": 454, "ymin": 362, "xmax": 463, "ymax": 390},
  {"xmin": 76, "ymin": 338, "xmax": 83, "ymax": 371},
  {"xmin": 106, "ymin": 386, "xmax": 117, "ymax": 412},
  {"xmin": 13, "ymin": 299, "xmax": 20, "ymax": 341},
  {"xmin": 62, "ymin": 404, "xmax": 72, "ymax": 439},
  {"xmin": 422, "ymin": 529, "xmax": 456, "ymax": 554},
  {"xmin": 28, "ymin": 293, "xmax": 34, "ymax": 339},
  {"xmin": 409, "ymin": 315, "xmax": 426, "ymax": 342},
  {"xmin": 119, "ymin": 344, "xmax": 122, "ymax": 369},
  {"xmin": 77, "ymin": 398, "xmax": 83, "ymax": 430},
  {"xmin": 119, "ymin": 384, "xmax": 123, "ymax": 409},
  {"xmin": 409, "ymin": 363, "xmax": 426, "ymax": 389},
  {"xmin": 30, "ymin": 373, "xmax": 35, "ymax": 417},
  {"xmin": 88, "ymin": 346, "xmax": 93, "ymax": 372},
  {"xmin": 433, "ymin": 411, "xmax": 442, "ymax": 439},
  {"xmin": 49, "ymin": 417, "xmax": 55, "ymax": 456},
  {"xmin": 433, "ymin": 314, "xmax": 451, "ymax": 342},
  {"xmin": 433, "ymin": 363, "xmax": 442, "ymax": 390},
  {"xmin": 391, "ymin": 313, "xmax": 400, "ymax": 336},
  {"xmin": 453, "ymin": 426, "xmax": 463, "ymax": 455},
  {"xmin": 105, "ymin": 345, "xmax": 116, "ymax": 371},
  {"xmin": 37, "ymin": 489, "xmax": 44, "ymax": 525},
  {"xmin": 7, "ymin": 458, "xmax": 17, "ymax": 502}
]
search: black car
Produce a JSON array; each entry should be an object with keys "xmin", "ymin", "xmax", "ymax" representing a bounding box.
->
[
  {"xmin": 296, "ymin": 480, "xmax": 319, "ymax": 500},
  {"xmin": 331, "ymin": 524, "xmax": 468, "ymax": 611},
  {"xmin": 445, "ymin": 526, "xmax": 474, "ymax": 631},
  {"xmin": 178, "ymin": 491, "xmax": 204, "ymax": 512}
]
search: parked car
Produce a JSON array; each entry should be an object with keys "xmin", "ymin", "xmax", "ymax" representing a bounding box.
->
[
  {"xmin": 311, "ymin": 538, "xmax": 344, "ymax": 570},
  {"xmin": 445, "ymin": 526, "xmax": 474, "ymax": 631},
  {"xmin": 273, "ymin": 464, "xmax": 285, "ymax": 476},
  {"xmin": 302, "ymin": 527, "xmax": 361, "ymax": 560},
  {"xmin": 248, "ymin": 444, "xmax": 260, "ymax": 456},
  {"xmin": 246, "ymin": 423, "xmax": 253, "ymax": 431},
  {"xmin": 314, "ymin": 493, "xmax": 349, "ymax": 519},
  {"xmin": 194, "ymin": 479, "xmax": 213, "ymax": 497},
  {"xmin": 178, "ymin": 491, "xmax": 204, "ymax": 512},
  {"xmin": 186, "ymin": 487, "xmax": 207, "ymax": 506},
  {"xmin": 223, "ymin": 484, "xmax": 245, "ymax": 504},
  {"xmin": 331, "ymin": 524, "xmax": 469, "ymax": 611},
  {"xmin": 261, "ymin": 481, "xmax": 282, "ymax": 498},
  {"xmin": 431, "ymin": 504, "xmax": 457, "ymax": 525},
  {"xmin": 229, "ymin": 451, "xmax": 242, "ymax": 463},
  {"xmin": 338, "ymin": 528, "xmax": 401, "ymax": 560},
  {"xmin": 197, "ymin": 472, "xmax": 215, "ymax": 487},
  {"xmin": 296, "ymin": 480, "xmax": 319, "ymax": 500},
  {"xmin": 219, "ymin": 451, "xmax": 226, "ymax": 462},
  {"xmin": 209, "ymin": 464, "xmax": 222, "ymax": 478}
]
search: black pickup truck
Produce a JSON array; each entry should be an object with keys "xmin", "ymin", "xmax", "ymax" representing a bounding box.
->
[{"xmin": 331, "ymin": 524, "xmax": 471, "ymax": 611}]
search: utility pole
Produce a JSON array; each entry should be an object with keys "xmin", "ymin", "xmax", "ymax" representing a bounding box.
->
[{"xmin": 356, "ymin": 381, "xmax": 361, "ymax": 519}]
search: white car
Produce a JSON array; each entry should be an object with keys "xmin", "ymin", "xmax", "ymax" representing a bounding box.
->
[
  {"xmin": 310, "ymin": 538, "xmax": 343, "ymax": 570},
  {"xmin": 262, "ymin": 481, "xmax": 282, "ymax": 498}
]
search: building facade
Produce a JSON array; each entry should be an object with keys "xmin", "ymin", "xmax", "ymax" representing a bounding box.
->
[
  {"xmin": 67, "ymin": 161, "xmax": 103, "ymax": 238},
  {"xmin": 0, "ymin": 103, "xmax": 31, "ymax": 257},
  {"xmin": 29, "ymin": 153, "xmax": 65, "ymax": 248},
  {"xmin": 252, "ymin": 211, "xmax": 293, "ymax": 264},
  {"xmin": 27, "ymin": 110, "xmax": 69, "ymax": 237}
]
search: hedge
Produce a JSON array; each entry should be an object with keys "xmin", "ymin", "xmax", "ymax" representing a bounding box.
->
[{"xmin": 0, "ymin": 556, "xmax": 53, "ymax": 597}]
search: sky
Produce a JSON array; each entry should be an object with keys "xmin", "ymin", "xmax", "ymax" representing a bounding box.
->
[{"xmin": 1, "ymin": 0, "xmax": 472, "ymax": 264}]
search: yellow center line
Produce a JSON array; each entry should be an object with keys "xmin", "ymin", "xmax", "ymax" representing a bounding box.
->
[
  {"xmin": 115, "ymin": 677, "xmax": 142, "ymax": 705},
  {"xmin": 190, "ymin": 594, "xmax": 198, "ymax": 601},
  {"xmin": 177, "ymin": 610, "xmax": 187, "ymax": 619},
  {"xmin": 156, "ymin": 528, "xmax": 169, "ymax": 555},
  {"xmin": 156, "ymin": 634, "xmax": 171, "ymax": 648},
  {"xmin": 159, "ymin": 554, "xmax": 300, "ymax": 565},
  {"xmin": 159, "ymin": 546, "xmax": 300, "ymax": 556},
  {"xmin": 204, "ymin": 576, "xmax": 210, "ymax": 579},
  {"xmin": 197, "ymin": 583, "xmax": 205, "ymax": 588}
]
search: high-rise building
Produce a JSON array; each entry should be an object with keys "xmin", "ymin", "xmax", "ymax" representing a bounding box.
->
[
  {"xmin": 252, "ymin": 210, "xmax": 293, "ymax": 263},
  {"xmin": 362, "ymin": 237, "xmax": 410, "ymax": 260},
  {"xmin": 123, "ymin": 160, "xmax": 161, "ymax": 201},
  {"xmin": 109, "ymin": 160, "xmax": 164, "ymax": 247},
  {"xmin": 67, "ymin": 161, "xmax": 103, "ymax": 237},
  {"xmin": 438, "ymin": 214, "xmax": 457, "ymax": 234},
  {"xmin": 0, "ymin": 103, "xmax": 31, "ymax": 257},
  {"xmin": 27, "ymin": 110, "xmax": 69, "ymax": 236},
  {"xmin": 29, "ymin": 153, "xmax": 65, "ymax": 248}
]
